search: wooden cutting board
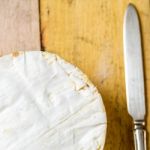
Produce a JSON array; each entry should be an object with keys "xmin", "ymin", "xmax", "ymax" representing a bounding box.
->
[{"xmin": 40, "ymin": 0, "xmax": 150, "ymax": 149}]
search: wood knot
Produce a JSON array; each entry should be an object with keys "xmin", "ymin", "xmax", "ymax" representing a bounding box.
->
[
  {"xmin": 68, "ymin": 0, "xmax": 74, "ymax": 5},
  {"xmin": 12, "ymin": 50, "xmax": 19, "ymax": 57}
]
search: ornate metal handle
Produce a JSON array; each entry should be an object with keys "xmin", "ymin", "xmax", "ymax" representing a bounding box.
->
[{"xmin": 134, "ymin": 121, "xmax": 146, "ymax": 150}]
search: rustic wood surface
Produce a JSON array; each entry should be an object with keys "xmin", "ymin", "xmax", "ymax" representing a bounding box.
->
[
  {"xmin": 0, "ymin": 0, "xmax": 41, "ymax": 55},
  {"xmin": 40, "ymin": 0, "xmax": 150, "ymax": 149}
]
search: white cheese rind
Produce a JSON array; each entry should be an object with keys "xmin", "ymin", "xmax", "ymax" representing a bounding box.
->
[{"xmin": 0, "ymin": 51, "xmax": 107, "ymax": 150}]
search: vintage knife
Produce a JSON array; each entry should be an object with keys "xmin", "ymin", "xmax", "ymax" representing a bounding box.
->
[{"xmin": 123, "ymin": 4, "xmax": 146, "ymax": 150}]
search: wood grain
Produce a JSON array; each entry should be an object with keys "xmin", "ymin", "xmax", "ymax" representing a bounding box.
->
[
  {"xmin": 0, "ymin": 0, "xmax": 41, "ymax": 55},
  {"xmin": 40, "ymin": 0, "xmax": 150, "ymax": 149}
]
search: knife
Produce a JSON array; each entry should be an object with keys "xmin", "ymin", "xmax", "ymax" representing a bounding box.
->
[{"xmin": 123, "ymin": 4, "xmax": 146, "ymax": 150}]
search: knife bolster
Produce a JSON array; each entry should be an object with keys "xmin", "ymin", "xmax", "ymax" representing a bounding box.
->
[{"xmin": 134, "ymin": 120, "xmax": 145, "ymax": 130}]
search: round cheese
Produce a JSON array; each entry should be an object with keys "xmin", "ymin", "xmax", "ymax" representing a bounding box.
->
[{"xmin": 0, "ymin": 51, "xmax": 107, "ymax": 150}]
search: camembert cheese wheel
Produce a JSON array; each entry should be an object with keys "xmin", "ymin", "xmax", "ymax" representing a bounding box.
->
[{"xmin": 0, "ymin": 51, "xmax": 106, "ymax": 150}]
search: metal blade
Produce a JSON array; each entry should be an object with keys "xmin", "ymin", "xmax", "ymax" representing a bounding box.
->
[{"xmin": 123, "ymin": 4, "xmax": 146, "ymax": 121}]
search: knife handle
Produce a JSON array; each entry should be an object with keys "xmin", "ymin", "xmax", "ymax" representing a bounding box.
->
[{"xmin": 133, "ymin": 121, "xmax": 146, "ymax": 150}]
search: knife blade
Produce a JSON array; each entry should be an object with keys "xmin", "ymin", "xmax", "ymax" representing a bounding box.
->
[{"xmin": 123, "ymin": 4, "xmax": 146, "ymax": 150}]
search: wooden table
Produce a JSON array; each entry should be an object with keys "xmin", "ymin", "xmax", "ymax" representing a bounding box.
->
[
  {"xmin": 0, "ymin": 0, "xmax": 149, "ymax": 149},
  {"xmin": 40, "ymin": 0, "xmax": 150, "ymax": 149},
  {"xmin": 0, "ymin": 0, "xmax": 41, "ymax": 54}
]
